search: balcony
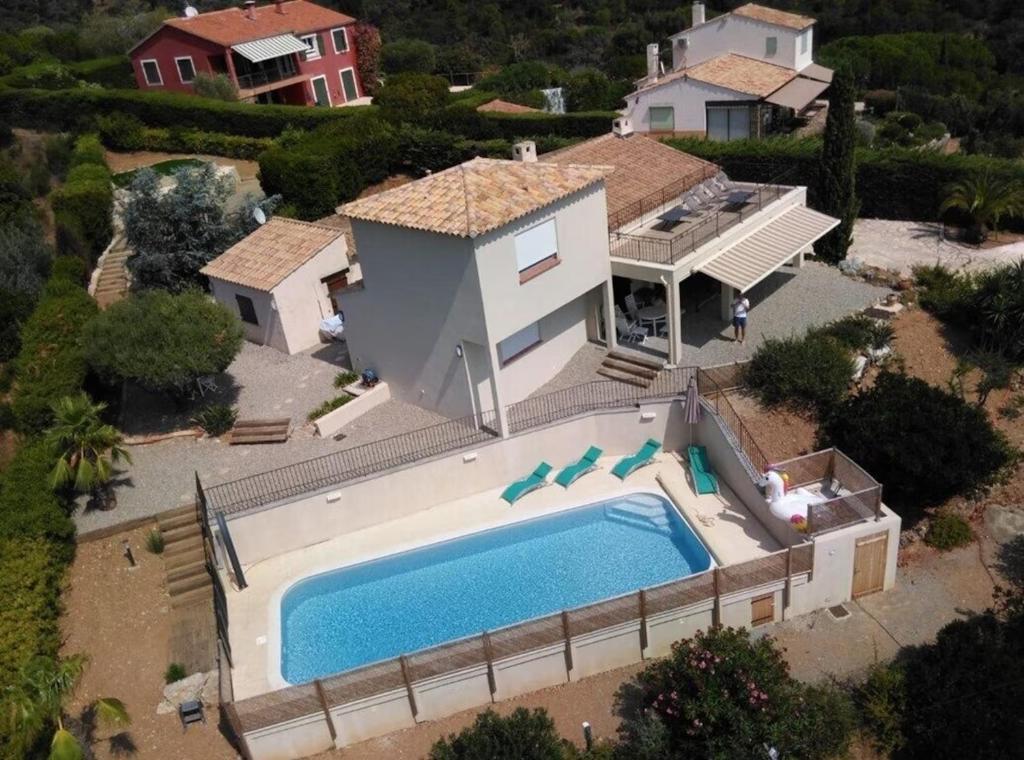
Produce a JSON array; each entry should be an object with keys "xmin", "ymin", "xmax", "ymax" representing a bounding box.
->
[
  {"xmin": 608, "ymin": 171, "xmax": 798, "ymax": 267},
  {"xmin": 233, "ymin": 55, "xmax": 308, "ymax": 98}
]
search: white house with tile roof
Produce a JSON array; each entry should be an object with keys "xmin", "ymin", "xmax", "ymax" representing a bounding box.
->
[
  {"xmin": 626, "ymin": 2, "xmax": 833, "ymax": 138},
  {"xmin": 202, "ymin": 217, "xmax": 351, "ymax": 354},
  {"xmin": 338, "ymin": 158, "xmax": 615, "ymax": 427}
]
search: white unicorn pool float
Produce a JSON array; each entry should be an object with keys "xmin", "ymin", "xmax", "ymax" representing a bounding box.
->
[{"xmin": 762, "ymin": 468, "xmax": 827, "ymax": 524}]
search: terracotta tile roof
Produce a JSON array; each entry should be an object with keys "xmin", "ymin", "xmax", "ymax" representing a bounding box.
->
[
  {"xmin": 340, "ymin": 158, "xmax": 611, "ymax": 238},
  {"xmin": 732, "ymin": 3, "xmax": 815, "ymax": 31},
  {"xmin": 675, "ymin": 53, "xmax": 796, "ymax": 97},
  {"xmin": 201, "ymin": 217, "xmax": 344, "ymax": 291},
  {"xmin": 164, "ymin": 0, "xmax": 354, "ymax": 47},
  {"xmin": 542, "ymin": 134, "xmax": 720, "ymax": 228},
  {"xmin": 476, "ymin": 99, "xmax": 542, "ymax": 114}
]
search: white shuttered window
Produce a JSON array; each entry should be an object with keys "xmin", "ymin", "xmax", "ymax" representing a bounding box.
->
[{"xmin": 514, "ymin": 219, "xmax": 558, "ymax": 272}]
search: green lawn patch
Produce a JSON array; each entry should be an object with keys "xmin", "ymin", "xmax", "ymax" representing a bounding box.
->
[{"xmin": 112, "ymin": 158, "xmax": 206, "ymax": 187}]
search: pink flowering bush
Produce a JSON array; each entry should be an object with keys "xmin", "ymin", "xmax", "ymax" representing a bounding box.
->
[{"xmin": 618, "ymin": 627, "xmax": 854, "ymax": 759}]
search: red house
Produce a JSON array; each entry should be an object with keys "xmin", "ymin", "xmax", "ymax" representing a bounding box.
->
[{"xmin": 129, "ymin": 0, "xmax": 364, "ymax": 107}]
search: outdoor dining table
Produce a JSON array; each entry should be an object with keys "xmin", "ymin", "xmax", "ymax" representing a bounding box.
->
[{"xmin": 637, "ymin": 304, "xmax": 668, "ymax": 334}]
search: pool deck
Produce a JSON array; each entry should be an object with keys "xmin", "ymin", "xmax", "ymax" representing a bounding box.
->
[{"xmin": 226, "ymin": 454, "xmax": 780, "ymax": 700}]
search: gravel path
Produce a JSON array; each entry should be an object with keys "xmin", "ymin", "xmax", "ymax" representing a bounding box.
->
[{"xmin": 849, "ymin": 218, "xmax": 1024, "ymax": 275}]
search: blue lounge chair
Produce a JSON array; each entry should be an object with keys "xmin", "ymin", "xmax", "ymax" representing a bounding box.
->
[
  {"xmin": 501, "ymin": 462, "xmax": 553, "ymax": 504},
  {"xmin": 688, "ymin": 445, "xmax": 719, "ymax": 494},
  {"xmin": 611, "ymin": 439, "xmax": 661, "ymax": 480},
  {"xmin": 555, "ymin": 446, "xmax": 603, "ymax": 488}
]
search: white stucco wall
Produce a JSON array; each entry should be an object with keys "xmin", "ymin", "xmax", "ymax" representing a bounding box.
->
[
  {"xmin": 627, "ymin": 77, "xmax": 752, "ymax": 135},
  {"xmin": 670, "ymin": 13, "xmax": 804, "ymax": 71},
  {"xmin": 341, "ymin": 223, "xmax": 485, "ymax": 418}
]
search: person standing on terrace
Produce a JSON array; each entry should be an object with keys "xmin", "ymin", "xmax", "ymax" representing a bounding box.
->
[{"xmin": 732, "ymin": 292, "xmax": 750, "ymax": 343}]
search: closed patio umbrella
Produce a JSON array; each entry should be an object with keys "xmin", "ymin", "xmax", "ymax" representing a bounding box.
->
[{"xmin": 684, "ymin": 374, "xmax": 702, "ymax": 443}]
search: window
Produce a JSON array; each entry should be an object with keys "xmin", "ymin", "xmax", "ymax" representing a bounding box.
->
[
  {"xmin": 514, "ymin": 219, "xmax": 559, "ymax": 281},
  {"xmin": 648, "ymin": 106, "xmax": 675, "ymax": 132},
  {"xmin": 175, "ymin": 56, "xmax": 196, "ymax": 84},
  {"xmin": 339, "ymin": 67, "xmax": 359, "ymax": 101},
  {"xmin": 765, "ymin": 36, "xmax": 777, "ymax": 56},
  {"xmin": 331, "ymin": 27, "xmax": 349, "ymax": 53},
  {"xmin": 301, "ymin": 33, "xmax": 322, "ymax": 60},
  {"xmin": 141, "ymin": 59, "xmax": 162, "ymax": 86},
  {"xmin": 235, "ymin": 294, "xmax": 259, "ymax": 325},
  {"xmin": 498, "ymin": 321, "xmax": 541, "ymax": 365},
  {"xmin": 706, "ymin": 105, "xmax": 750, "ymax": 141},
  {"xmin": 800, "ymin": 31, "xmax": 809, "ymax": 54}
]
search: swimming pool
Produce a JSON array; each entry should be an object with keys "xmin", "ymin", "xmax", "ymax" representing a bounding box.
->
[{"xmin": 279, "ymin": 492, "xmax": 712, "ymax": 683}]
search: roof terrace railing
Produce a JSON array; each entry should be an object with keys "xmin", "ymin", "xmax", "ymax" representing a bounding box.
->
[{"xmin": 606, "ymin": 165, "xmax": 721, "ymax": 232}]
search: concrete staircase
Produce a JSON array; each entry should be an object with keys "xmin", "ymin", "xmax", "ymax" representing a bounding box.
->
[
  {"xmin": 597, "ymin": 350, "xmax": 663, "ymax": 388},
  {"xmin": 93, "ymin": 234, "xmax": 130, "ymax": 309},
  {"xmin": 159, "ymin": 505, "xmax": 213, "ymax": 609}
]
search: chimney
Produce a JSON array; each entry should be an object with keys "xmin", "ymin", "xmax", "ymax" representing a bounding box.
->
[
  {"xmin": 512, "ymin": 141, "xmax": 537, "ymax": 163},
  {"xmin": 244, "ymin": 0, "xmax": 256, "ymax": 20},
  {"xmin": 612, "ymin": 117, "xmax": 634, "ymax": 138},
  {"xmin": 692, "ymin": 1, "xmax": 705, "ymax": 26},
  {"xmin": 646, "ymin": 43, "xmax": 660, "ymax": 82},
  {"xmin": 275, "ymin": 0, "xmax": 285, "ymax": 13}
]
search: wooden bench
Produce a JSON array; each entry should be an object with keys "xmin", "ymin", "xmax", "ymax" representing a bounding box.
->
[{"xmin": 228, "ymin": 418, "xmax": 290, "ymax": 445}]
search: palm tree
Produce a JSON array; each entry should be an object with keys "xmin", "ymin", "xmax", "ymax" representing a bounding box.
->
[
  {"xmin": 44, "ymin": 394, "xmax": 131, "ymax": 510},
  {"xmin": 940, "ymin": 170, "xmax": 1024, "ymax": 244},
  {"xmin": 4, "ymin": 654, "xmax": 130, "ymax": 760}
]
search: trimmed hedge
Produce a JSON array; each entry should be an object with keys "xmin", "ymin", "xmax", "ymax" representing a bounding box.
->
[
  {"xmin": 49, "ymin": 134, "xmax": 113, "ymax": 260},
  {"xmin": 10, "ymin": 260, "xmax": 97, "ymax": 434},
  {"xmin": 0, "ymin": 441, "xmax": 75, "ymax": 550},
  {"xmin": 98, "ymin": 112, "xmax": 273, "ymax": 160},
  {"xmin": 664, "ymin": 136, "xmax": 1024, "ymax": 229}
]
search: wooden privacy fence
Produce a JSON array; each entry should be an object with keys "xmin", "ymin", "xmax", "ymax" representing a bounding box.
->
[{"xmin": 228, "ymin": 544, "xmax": 813, "ymax": 739}]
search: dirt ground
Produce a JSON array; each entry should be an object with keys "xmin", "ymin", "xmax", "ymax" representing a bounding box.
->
[{"xmin": 61, "ymin": 526, "xmax": 235, "ymax": 760}]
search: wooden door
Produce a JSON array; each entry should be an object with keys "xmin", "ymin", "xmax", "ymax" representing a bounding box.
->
[
  {"xmin": 852, "ymin": 531, "xmax": 888, "ymax": 598},
  {"xmin": 751, "ymin": 593, "xmax": 775, "ymax": 626}
]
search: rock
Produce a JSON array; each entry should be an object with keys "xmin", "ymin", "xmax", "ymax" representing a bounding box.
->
[
  {"xmin": 852, "ymin": 355, "xmax": 869, "ymax": 382},
  {"xmin": 895, "ymin": 278, "xmax": 914, "ymax": 291},
  {"xmin": 984, "ymin": 505, "xmax": 1024, "ymax": 545},
  {"xmin": 156, "ymin": 671, "xmax": 216, "ymax": 715}
]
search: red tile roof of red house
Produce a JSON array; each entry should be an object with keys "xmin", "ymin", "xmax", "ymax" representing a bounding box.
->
[{"xmin": 162, "ymin": 0, "xmax": 355, "ymax": 47}]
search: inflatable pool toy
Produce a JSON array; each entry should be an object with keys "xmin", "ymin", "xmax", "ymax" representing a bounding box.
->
[{"xmin": 763, "ymin": 469, "xmax": 826, "ymax": 523}]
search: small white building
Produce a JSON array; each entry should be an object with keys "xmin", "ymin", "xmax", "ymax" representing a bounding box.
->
[
  {"xmin": 202, "ymin": 217, "xmax": 351, "ymax": 354},
  {"xmin": 626, "ymin": 2, "xmax": 833, "ymax": 139}
]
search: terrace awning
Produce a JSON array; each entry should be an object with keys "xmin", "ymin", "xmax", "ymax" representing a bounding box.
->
[
  {"xmin": 765, "ymin": 76, "xmax": 830, "ymax": 111},
  {"xmin": 800, "ymin": 63, "xmax": 834, "ymax": 83},
  {"xmin": 232, "ymin": 34, "xmax": 309, "ymax": 63},
  {"xmin": 696, "ymin": 205, "xmax": 839, "ymax": 292}
]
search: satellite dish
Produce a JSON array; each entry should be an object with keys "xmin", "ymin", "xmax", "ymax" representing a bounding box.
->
[
  {"xmin": 184, "ymin": 5, "xmax": 199, "ymax": 18},
  {"xmin": 253, "ymin": 207, "xmax": 267, "ymax": 225}
]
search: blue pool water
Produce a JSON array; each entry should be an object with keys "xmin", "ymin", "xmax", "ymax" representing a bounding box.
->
[{"xmin": 280, "ymin": 492, "xmax": 711, "ymax": 683}]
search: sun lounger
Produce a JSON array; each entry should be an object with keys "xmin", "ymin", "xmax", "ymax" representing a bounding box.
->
[
  {"xmin": 555, "ymin": 446, "xmax": 603, "ymax": 487},
  {"xmin": 501, "ymin": 462, "xmax": 553, "ymax": 504},
  {"xmin": 611, "ymin": 439, "xmax": 661, "ymax": 480},
  {"xmin": 688, "ymin": 445, "xmax": 719, "ymax": 494}
]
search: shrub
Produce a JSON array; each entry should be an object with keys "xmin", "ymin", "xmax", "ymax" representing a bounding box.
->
[
  {"xmin": 191, "ymin": 72, "xmax": 238, "ymax": 102},
  {"xmin": 374, "ymin": 72, "xmax": 450, "ymax": 123},
  {"xmin": 746, "ymin": 333, "xmax": 854, "ymax": 413},
  {"xmin": 819, "ymin": 372, "xmax": 1017, "ymax": 522},
  {"xmin": 10, "ymin": 278, "xmax": 97, "ymax": 434},
  {"xmin": 430, "ymin": 708, "xmax": 570, "ymax": 760},
  {"xmin": 43, "ymin": 133, "xmax": 73, "ymax": 179},
  {"xmin": 49, "ymin": 134, "xmax": 112, "ymax": 260},
  {"xmin": 914, "ymin": 263, "xmax": 976, "ymax": 321},
  {"xmin": 620, "ymin": 627, "xmax": 855, "ymax": 760},
  {"xmin": 864, "ymin": 89, "xmax": 898, "ymax": 116},
  {"xmin": 145, "ymin": 529, "xmax": 165, "ymax": 554},
  {"xmin": 69, "ymin": 133, "xmax": 106, "ymax": 168},
  {"xmin": 381, "ymin": 38, "xmax": 437, "ymax": 74},
  {"xmin": 353, "ymin": 23, "xmax": 382, "ymax": 97},
  {"xmin": 307, "ymin": 394, "xmax": 354, "ymax": 422},
  {"xmin": 856, "ymin": 662, "xmax": 906, "ymax": 756},
  {"xmin": 84, "ymin": 290, "xmax": 244, "ymax": 398},
  {"xmin": 0, "ymin": 441, "xmax": 74, "ymax": 548},
  {"xmin": 97, "ymin": 112, "xmax": 145, "ymax": 151},
  {"xmin": 813, "ymin": 314, "xmax": 894, "ymax": 352},
  {"xmin": 192, "ymin": 404, "xmax": 238, "ymax": 436},
  {"xmin": 925, "ymin": 510, "xmax": 973, "ymax": 550},
  {"xmin": 164, "ymin": 663, "xmax": 187, "ymax": 684},
  {"xmin": 334, "ymin": 371, "xmax": 359, "ymax": 388}
]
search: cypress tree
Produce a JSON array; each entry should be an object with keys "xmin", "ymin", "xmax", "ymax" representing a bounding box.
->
[{"xmin": 814, "ymin": 66, "xmax": 860, "ymax": 264}]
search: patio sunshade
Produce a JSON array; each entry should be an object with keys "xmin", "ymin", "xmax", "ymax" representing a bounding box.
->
[
  {"xmin": 232, "ymin": 34, "xmax": 310, "ymax": 63},
  {"xmin": 765, "ymin": 76, "xmax": 830, "ymax": 110},
  {"xmin": 696, "ymin": 205, "xmax": 839, "ymax": 293},
  {"xmin": 800, "ymin": 63, "xmax": 834, "ymax": 83}
]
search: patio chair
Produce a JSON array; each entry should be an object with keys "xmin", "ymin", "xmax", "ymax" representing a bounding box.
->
[
  {"xmin": 624, "ymin": 293, "xmax": 641, "ymax": 321},
  {"xmin": 687, "ymin": 445, "xmax": 719, "ymax": 495},
  {"xmin": 612, "ymin": 439, "xmax": 661, "ymax": 480},
  {"xmin": 555, "ymin": 446, "xmax": 603, "ymax": 487},
  {"xmin": 616, "ymin": 316, "xmax": 646, "ymax": 344},
  {"xmin": 501, "ymin": 462, "xmax": 553, "ymax": 504}
]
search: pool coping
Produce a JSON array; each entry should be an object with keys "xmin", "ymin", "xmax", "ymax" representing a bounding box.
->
[{"xmin": 264, "ymin": 481, "xmax": 710, "ymax": 691}]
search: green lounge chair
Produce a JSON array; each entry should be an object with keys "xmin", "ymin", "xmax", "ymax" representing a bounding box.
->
[
  {"xmin": 501, "ymin": 462, "xmax": 553, "ymax": 504},
  {"xmin": 555, "ymin": 446, "xmax": 603, "ymax": 488},
  {"xmin": 611, "ymin": 439, "xmax": 661, "ymax": 480},
  {"xmin": 688, "ymin": 444, "xmax": 719, "ymax": 494}
]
